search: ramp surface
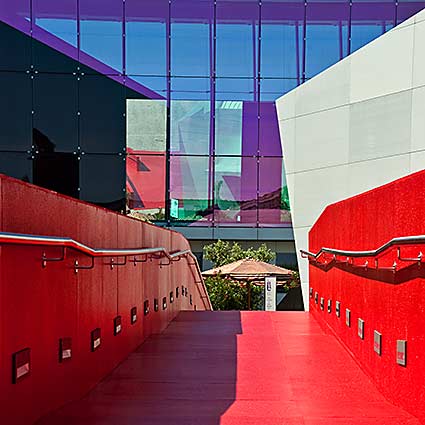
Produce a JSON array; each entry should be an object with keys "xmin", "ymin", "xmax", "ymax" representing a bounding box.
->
[{"xmin": 38, "ymin": 312, "xmax": 420, "ymax": 424}]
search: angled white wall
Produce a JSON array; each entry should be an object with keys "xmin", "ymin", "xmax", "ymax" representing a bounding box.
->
[{"xmin": 277, "ymin": 9, "xmax": 425, "ymax": 309}]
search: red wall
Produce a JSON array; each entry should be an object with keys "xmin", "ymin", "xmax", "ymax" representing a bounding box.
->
[
  {"xmin": 309, "ymin": 170, "xmax": 425, "ymax": 421},
  {"xmin": 0, "ymin": 174, "xmax": 210, "ymax": 425}
]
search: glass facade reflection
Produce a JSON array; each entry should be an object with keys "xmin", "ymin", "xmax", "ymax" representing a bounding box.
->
[{"xmin": 0, "ymin": 0, "xmax": 424, "ymax": 228}]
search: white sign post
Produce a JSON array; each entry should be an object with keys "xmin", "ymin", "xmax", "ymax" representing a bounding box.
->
[{"xmin": 264, "ymin": 276, "xmax": 277, "ymax": 311}]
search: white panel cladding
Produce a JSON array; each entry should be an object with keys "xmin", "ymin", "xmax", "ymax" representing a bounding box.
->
[
  {"xmin": 411, "ymin": 86, "xmax": 425, "ymax": 152},
  {"xmin": 295, "ymin": 106, "xmax": 350, "ymax": 172},
  {"xmin": 349, "ymin": 25, "xmax": 414, "ymax": 104},
  {"xmin": 349, "ymin": 91, "xmax": 413, "ymax": 162},
  {"xmin": 276, "ymin": 9, "xmax": 425, "ymax": 310}
]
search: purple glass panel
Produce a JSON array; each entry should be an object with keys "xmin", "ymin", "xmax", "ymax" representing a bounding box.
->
[
  {"xmin": 260, "ymin": 1, "xmax": 304, "ymax": 80},
  {"xmin": 397, "ymin": 2, "xmax": 425, "ymax": 24},
  {"xmin": 216, "ymin": 1, "xmax": 260, "ymax": 78},
  {"xmin": 170, "ymin": 155, "xmax": 212, "ymax": 226},
  {"xmin": 259, "ymin": 102, "xmax": 282, "ymax": 157},
  {"xmin": 125, "ymin": 0, "xmax": 168, "ymax": 76},
  {"xmin": 214, "ymin": 156, "xmax": 257, "ymax": 227},
  {"xmin": 305, "ymin": 2, "xmax": 350, "ymax": 78},
  {"xmin": 0, "ymin": 0, "xmax": 30, "ymax": 34},
  {"xmin": 79, "ymin": 0, "xmax": 123, "ymax": 74},
  {"xmin": 171, "ymin": 0, "xmax": 213, "ymax": 77},
  {"xmin": 33, "ymin": 0, "xmax": 77, "ymax": 47},
  {"xmin": 258, "ymin": 157, "xmax": 291, "ymax": 227}
]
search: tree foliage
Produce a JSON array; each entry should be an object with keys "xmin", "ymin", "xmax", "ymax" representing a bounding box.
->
[
  {"xmin": 204, "ymin": 275, "xmax": 263, "ymax": 311},
  {"xmin": 203, "ymin": 240, "xmax": 275, "ymax": 268}
]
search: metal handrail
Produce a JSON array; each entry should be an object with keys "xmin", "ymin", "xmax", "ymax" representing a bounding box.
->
[
  {"xmin": 301, "ymin": 235, "xmax": 425, "ymax": 260},
  {"xmin": 0, "ymin": 232, "xmax": 212, "ymax": 310}
]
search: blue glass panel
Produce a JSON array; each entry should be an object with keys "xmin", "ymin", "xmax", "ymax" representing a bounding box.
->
[
  {"xmin": 351, "ymin": 2, "xmax": 395, "ymax": 53},
  {"xmin": 125, "ymin": 0, "xmax": 168, "ymax": 76},
  {"xmin": 260, "ymin": 2, "xmax": 304, "ymax": 79},
  {"xmin": 260, "ymin": 78, "xmax": 298, "ymax": 101},
  {"xmin": 171, "ymin": 77, "xmax": 210, "ymax": 100},
  {"xmin": 215, "ymin": 78, "xmax": 256, "ymax": 101},
  {"xmin": 216, "ymin": 1, "xmax": 259, "ymax": 78},
  {"xmin": 128, "ymin": 75, "xmax": 167, "ymax": 98},
  {"xmin": 79, "ymin": 0, "xmax": 123, "ymax": 74},
  {"xmin": 171, "ymin": 0, "xmax": 212, "ymax": 77},
  {"xmin": 305, "ymin": 2, "xmax": 350, "ymax": 78},
  {"xmin": 33, "ymin": 0, "xmax": 77, "ymax": 47}
]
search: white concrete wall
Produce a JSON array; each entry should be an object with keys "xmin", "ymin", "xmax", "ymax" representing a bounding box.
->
[{"xmin": 277, "ymin": 9, "xmax": 425, "ymax": 310}]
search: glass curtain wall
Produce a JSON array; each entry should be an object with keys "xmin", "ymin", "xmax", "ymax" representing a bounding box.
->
[{"xmin": 1, "ymin": 0, "xmax": 423, "ymax": 224}]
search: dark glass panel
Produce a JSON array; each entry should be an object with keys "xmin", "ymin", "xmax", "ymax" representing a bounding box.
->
[
  {"xmin": 0, "ymin": 152, "xmax": 32, "ymax": 181},
  {"xmin": 125, "ymin": 0, "xmax": 168, "ymax": 76},
  {"xmin": 305, "ymin": 2, "xmax": 350, "ymax": 78},
  {"xmin": 258, "ymin": 157, "xmax": 292, "ymax": 227},
  {"xmin": 351, "ymin": 2, "xmax": 395, "ymax": 54},
  {"xmin": 0, "ymin": 72, "xmax": 32, "ymax": 151},
  {"xmin": 33, "ymin": 73, "xmax": 78, "ymax": 153},
  {"xmin": 214, "ymin": 156, "xmax": 257, "ymax": 227},
  {"xmin": 79, "ymin": 154, "xmax": 126, "ymax": 211},
  {"xmin": 79, "ymin": 74, "xmax": 125, "ymax": 153},
  {"xmin": 126, "ymin": 99, "xmax": 166, "ymax": 153},
  {"xmin": 171, "ymin": 0, "xmax": 213, "ymax": 77},
  {"xmin": 260, "ymin": 1, "xmax": 304, "ymax": 80},
  {"xmin": 216, "ymin": 0, "xmax": 260, "ymax": 78},
  {"xmin": 79, "ymin": 0, "xmax": 123, "ymax": 74},
  {"xmin": 169, "ymin": 155, "xmax": 212, "ymax": 225},
  {"xmin": 126, "ymin": 154, "xmax": 165, "ymax": 217},
  {"xmin": 33, "ymin": 152, "xmax": 79, "ymax": 198},
  {"xmin": 215, "ymin": 100, "xmax": 258, "ymax": 156},
  {"xmin": 259, "ymin": 102, "xmax": 282, "ymax": 157},
  {"xmin": 0, "ymin": 21, "xmax": 31, "ymax": 72}
]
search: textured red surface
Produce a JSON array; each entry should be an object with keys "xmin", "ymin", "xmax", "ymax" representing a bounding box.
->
[
  {"xmin": 38, "ymin": 311, "xmax": 419, "ymax": 424},
  {"xmin": 0, "ymin": 174, "xmax": 209, "ymax": 425},
  {"xmin": 309, "ymin": 170, "xmax": 425, "ymax": 422}
]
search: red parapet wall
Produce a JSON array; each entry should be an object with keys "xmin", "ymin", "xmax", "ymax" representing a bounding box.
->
[
  {"xmin": 309, "ymin": 170, "xmax": 425, "ymax": 421},
  {"xmin": 0, "ymin": 174, "xmax": 210, "ymax": 425}
]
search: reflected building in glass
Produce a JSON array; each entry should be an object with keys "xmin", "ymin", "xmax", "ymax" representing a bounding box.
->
[{"xmin": 0, "ymin": 0, "xmax": 423, "ymax": 269}]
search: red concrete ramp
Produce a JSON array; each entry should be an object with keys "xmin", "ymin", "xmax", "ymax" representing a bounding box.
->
[{"xmin": 38, "ymin": 312, "xmax": 421, "ymax": 424}]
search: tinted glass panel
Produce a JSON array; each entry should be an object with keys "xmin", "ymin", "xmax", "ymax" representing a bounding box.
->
[
  {"xmin": 215, "ymin": 78, "xmax": 256, "ymax": 101},
  {"xmin": 125, "ymin": 0, "xmax": 168, "ymax": 76},
  {"xmin": 0, "ymin": 72, "xmax": 32, "ymax": 151},
  {"xmin": 0, "ymin": 0, "xmax": 31, "ymax": 35},
  {"xmin": 79, "ymin": 74, "xmax": 125, "ymax": 153},
  {"xmin": 0, "ymin": 152, "xmax": 32, "ymax": 181},
  {"xmin": 79, "ymin": 0, "xmax": 123, "ymax": 74},
  {"xmin": 215, "ymin": 100, "xmax": 258, "ymax": 156},
  {"xmin": 171, "ymin": 77, "xmax": 211, "ymax": 100},
  {"xmin": 351, "ymin": 2, "xmax": 395, "ymax": 53},
  {"xmin": 305, "ymin": 2, "xmax": 349, "ymax": 78},
  {"xmin": 259, "ymin": 102, "xmax": 282, "ymax": 156},
  {"xmin": 126, "ymin": 154, "xmax": 165, "ymax": 217},
  {"xmin": 214, "ymin": 156, "xmax": 257, "ymax": 227},
  {"xmin": 0, "ymin": 21, "xmax": 31, "ymax": 71},
  {"xmin": 397, "ymin": 2, "xmax": 425, "ymax": 24},
  {"xmin": 171, "ymin": 99, "xmax": 211, "ymax": 155},
  {"xmin": 171, "ymin": 0, "xmax": 212, "ymax": 77},
  {"xmin": 216, "ymin": 1, "xmax": 259, "ymax": 78},
  {"xmin": 169, "ymin": 155, "xmax": 211, "ymax": 225},
  {"xmin": 258, "ymin": 157, "xmax": 291, "ymax": 227},
  {"xmin": 260, "ymin": 78, "xmax": 298, "ymax": 101},
  {"xmin": 33, "ymin": 73, "xmax": 78, "ymax": 153},
  {"xmin": 261, "ymin": 1, "xmax": 304, "ymax": 79},
  {"xmin": 79, "ymin": 154, "xmax": 125, "ymax": 210}
]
